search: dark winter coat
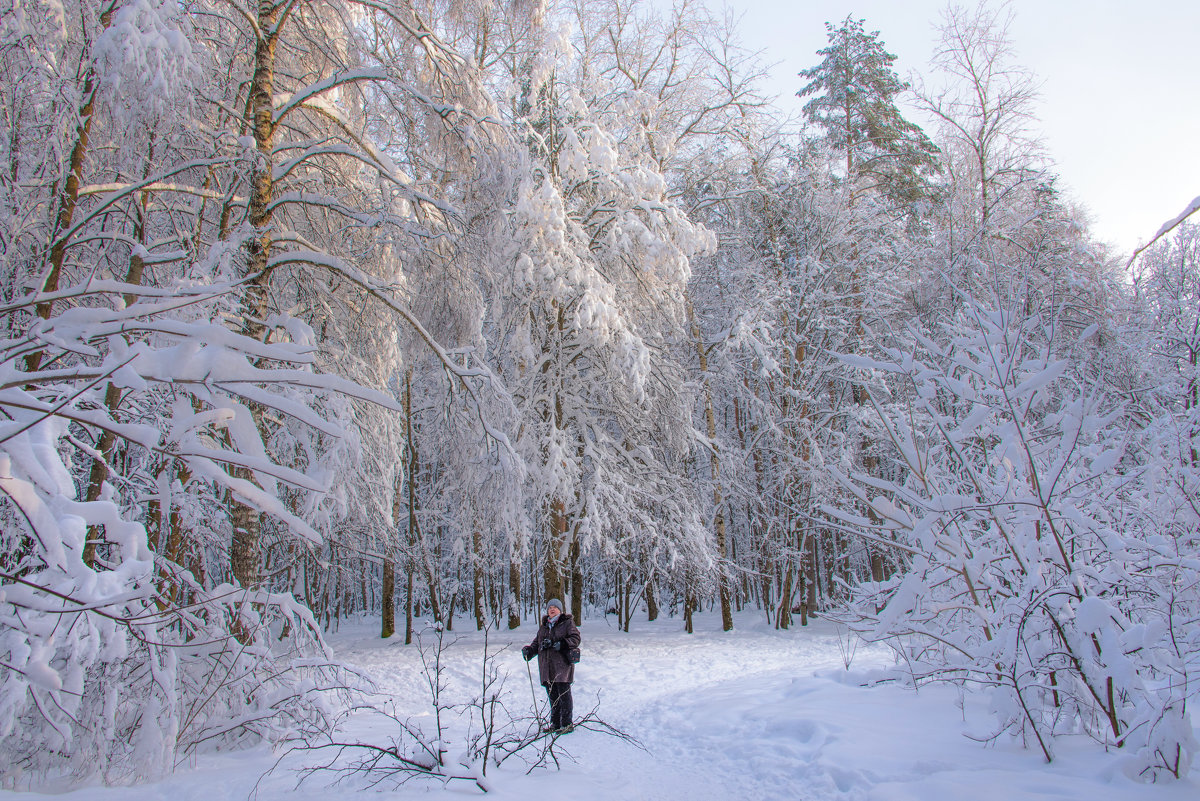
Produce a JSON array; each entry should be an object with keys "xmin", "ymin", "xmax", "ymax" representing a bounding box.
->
[{"xmin": 526, "ymin": 613, "xmax": 581, "ymax": 685}]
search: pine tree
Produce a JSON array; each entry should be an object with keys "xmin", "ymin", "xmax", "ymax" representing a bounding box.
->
[{"xmin": 798, "ymin": 16, "xmax": 938, "ymax": 206}]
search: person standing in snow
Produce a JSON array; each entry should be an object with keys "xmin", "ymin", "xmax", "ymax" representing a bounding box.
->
[{"xmin": 521, "ymin": 598, "xmax": 581, "ymax": 733}]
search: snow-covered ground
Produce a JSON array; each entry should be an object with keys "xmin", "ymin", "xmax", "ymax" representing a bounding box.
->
[{"xmin": 4, "ymin": 610, "xmax": 1196, "ymax": 800}]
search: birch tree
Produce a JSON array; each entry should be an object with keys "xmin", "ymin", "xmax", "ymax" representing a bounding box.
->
[{"xmin": 916, "ymin": 1, "xmax": 1042, "ymax": 237}]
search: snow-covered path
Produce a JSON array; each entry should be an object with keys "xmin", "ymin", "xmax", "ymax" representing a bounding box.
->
[
  {"xmin": 312, "ymin": 611, "xmax": 1197, "ymax": 800},
  {"xmin": 534, "ymin": 616, "xmax": 864, "ymax": 800},
  {"xmin": 315, "ymin": 612, "xmax": 860, "ymax": 800},
  {"xmin": 2, "ymin": 611, "xmax": 1195, "ymax": 801}
]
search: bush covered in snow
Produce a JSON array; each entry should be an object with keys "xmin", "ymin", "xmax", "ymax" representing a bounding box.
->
[{"xmin": 832, "ymin": 298, "xmax": 1200, "ymax": 780}]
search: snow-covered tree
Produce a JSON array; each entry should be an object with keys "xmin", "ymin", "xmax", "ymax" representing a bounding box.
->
[
  {"xmin": 916, "ymin": 1, "xmax": 1042, "ymax": 236},
  {"xmin": 495, "ymin": 6, "xmax": 714, "ymax": 612},
  {"xmin": 0, "ymin": 0, "xmax": 518, "ymax": 782}
]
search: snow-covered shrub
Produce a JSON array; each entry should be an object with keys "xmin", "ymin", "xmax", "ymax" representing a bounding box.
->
[
  {"xmin": 0, "ymin": 276, "xmax": 375, "ymax": 786},
  {"xmin": 830, "ymin": 298, "xmax": 1200, "ymax": 779}
]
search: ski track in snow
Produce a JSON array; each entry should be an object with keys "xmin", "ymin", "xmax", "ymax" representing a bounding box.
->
[{"xmin": 2, "ymin": 611, "xmax": 1196, "ymax": 801}]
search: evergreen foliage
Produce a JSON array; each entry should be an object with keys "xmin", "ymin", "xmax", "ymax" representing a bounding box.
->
[{"xmin": 797, "ymin": 16, "xmax": 940, "ymax": 206}]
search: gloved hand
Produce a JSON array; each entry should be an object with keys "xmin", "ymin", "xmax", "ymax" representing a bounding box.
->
[
  {"xmin": 540, "ymin": 637, "xmax": 552, "ymax": 650},
  {"xmin": 521, "ymin": 645, "xmax": 534, "ymax": 662}
]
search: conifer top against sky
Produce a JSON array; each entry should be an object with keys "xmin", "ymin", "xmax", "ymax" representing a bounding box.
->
[{"xmin": 727, "ymin": 0, "xmax": 1200, "ymax": 257}]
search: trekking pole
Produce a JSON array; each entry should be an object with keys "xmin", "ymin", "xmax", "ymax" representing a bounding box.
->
[{"xmin": 526, "ymin": 656, "xmax": 542, "ymax": 724}]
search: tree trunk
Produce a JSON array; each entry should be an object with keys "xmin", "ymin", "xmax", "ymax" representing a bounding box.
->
[
  {"xmin": 229, "ymin": 0, "xmax": 281, "ymax": 602},
  {"xmin": 507, "ymin": 537, "xmax": 522, "ymax": 629},
  {"xmin": 684, "ymin": 584, "xmax": 694, "ymax": 634},
  {"xmin": 569, "ymin": 535, "xmax": 583, "ymax": 622},
  {"xmin": 687, "ymin": 299, "xmax": 732, "ymax": 631},
  {"xmin": 382, "ymin": 555, "xmax": 396, "ymax": 638},
  {"xmin": 760, "ymin": 557, "xmax": 772, "ymax": 616},
  {"xmin": 404, "ymin": 562, "xmax": 415, "ymax": 645},
  {"xmin": 645, "ymin": 575, "xmax": 659, "ymax": 622},
  {"xmin": 361, "ymin": 566, "xmax": 369, "ymax": 621},
  {"xmin": 799, "ymin": 566, "xmax": 809, "ymax": 627},
  {"xmin": 621, "ymin": 573, "xmax": 632, "ymax": 632},
  {"xmin": 84, "ymin": 134, "xmax": 157, "ymax": 567},
  {"xmin": 544, "ymin": 497, "xmax": 567, "ymax": 604},
  {"xmin": 163, "ymin": 496, "xmax": 187, "ymax": 599},
  {"xmin": 29, "ymin": 2, "xmax": 117, "ymax": 353},
  {"xmin": 472, "ymin": 529, "xmax": 485, "ymax": 630},
  {"xmin": 82, "ymin": 382, "xmax": 122, "ymax": 567},
  {"xmin": 404, "ymin": 369, "xmax": 440, "ymax": 623},
  {"xmin": 385, "ymin": 468, "xmax": 408, "ymax": 640},
  {"xmin": 776, "ymin": 561, "xmax": 794, "ymax": 630},
  {"xmin": 807, "ymin": 534, "xmax": 820, "ymax": 615},
  {"xmin": 871, "ymin": 550, "xmax": 885, "ymax": 583}
]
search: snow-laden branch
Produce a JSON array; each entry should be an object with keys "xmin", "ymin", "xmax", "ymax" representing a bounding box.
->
[
  {"xmin": 266, "ymin": 246, "xmax": 515, "ymax": 455},
  {"xmin": 0, "ymin": 277, "xmax": 244, "ymax": 318},
  {"xmin": 1128, "ymin": 194, "xmax": 1200, "ymax": 266},
  {"xmin": 273, "ymin": 67, "xmax": 388, "ymax": 124},
  {"xmin": 288, "ymin": 104, "xmax": 457, "ymax": 219},
  {"xmin": 77, "ymin": 182, "xmax": 238, "ymax": 202},
  {"xmin": 53, "ymin": 157, "xmax": 236, "ymax": 252}
]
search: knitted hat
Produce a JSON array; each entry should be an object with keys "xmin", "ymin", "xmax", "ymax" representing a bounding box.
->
[{"xmin": 546, "ymin": 598, "xmax": 563, "ymax": 613}]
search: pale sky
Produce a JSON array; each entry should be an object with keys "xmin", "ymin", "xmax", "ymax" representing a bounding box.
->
[{"xmin": 725, "ymin": 0, "xmax": 1200, "ymax": 257}]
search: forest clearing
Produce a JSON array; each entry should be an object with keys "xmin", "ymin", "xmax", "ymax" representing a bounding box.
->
[{"xmin": 5, "ymin": 613, "xmax": 1197, "ymax": 799}]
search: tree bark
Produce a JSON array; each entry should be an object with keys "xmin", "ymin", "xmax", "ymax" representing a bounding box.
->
[
  {"xmin": 687, "ymin": 299, "xmax": 733, "ymax": 631},
  {"xmin": 544, "ymin": 497, "xmax": 567, "ymax": 604},
  {"xmin": 381, "ymin": 555, "xmax": 396, "ymax": 638},
  {"xmin": 229, "ymin": 0, "xmax": 282, "ymax": 600},
  {"xmin": 684, "ymin": 583, "xmax": 695, "ymax": 634},
  {"xmin": 807, "ymin": 533, "xmax": 820, "ymax": 616},
  {"xmin": 404, "ymin": 369, "xmax": 440, "ymax": 623},
  {"xmin": 404, "ymin": 562, "xmax": 415, "ymax": 645},
  {"xmin": 776, "ymin": 562, "xmax": 794, "ymax": 630},
  {"xmin": 507, "ymin": 536, "xmax": 522, "ymax": 629},
  {"xmin": 472, "ymin": 528, "xmax": 485, "ymax": 630},
  {"xmin": 29, "ymin": 3, "xmax": 117, "ymax": 357},
  {"xmin": 384, "ymin": 468, "xmax": 408, "ymax": 639},
  {"xmin": 569, "ymin": 535, "xmax": 583, "ymax": 622},
  {"xmin": 645, "ymin": 575, "xmax": 659, "ymax": 621},
  {"xmin": 83, "ymin": 133, "xmax": 158, "ymax": 567}
]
